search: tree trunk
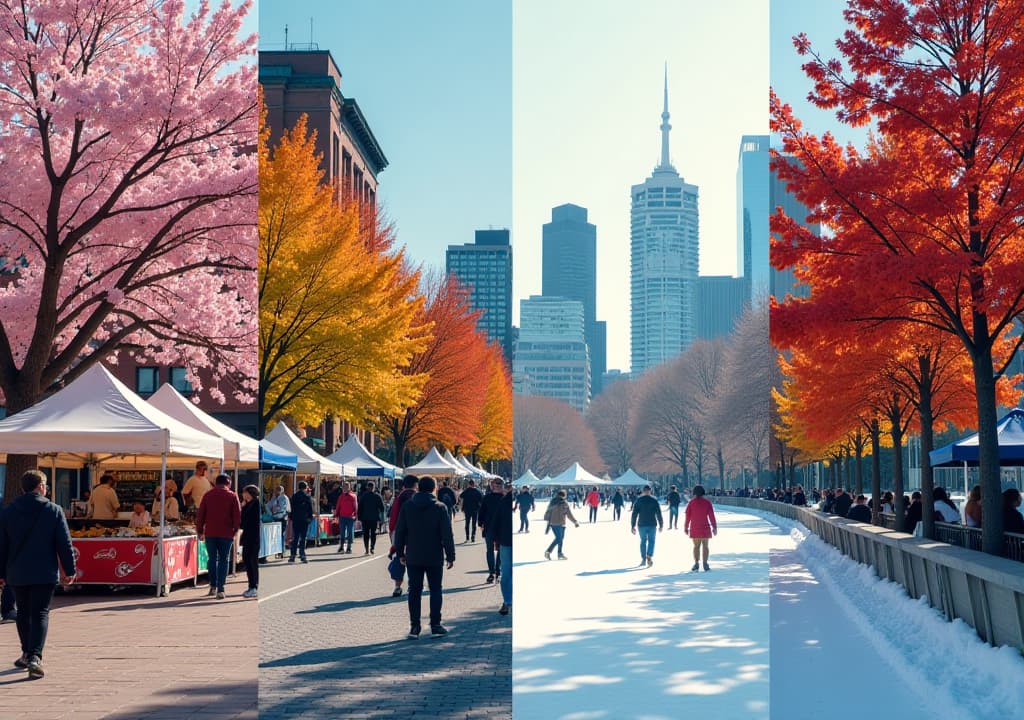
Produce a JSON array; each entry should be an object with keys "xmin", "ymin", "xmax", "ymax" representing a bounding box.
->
[
  {"xmin": 854, "ymin": 438, "xmax": 864, "ymax": 497},
  {"xmin": 918, "ymin": 356, "xmax": 936, "ymax": 541},
  {"xmin": 870, "ymin": 420, "xmax": 881, "ymax": 515},
  {"xmin": 891, "ymin": 421, "xmax": 906, "ymax": 533},
  {"xmin": 972, "ymin": 345, "xmax": 1003, "ymax": 555},
  {"xmin": 2, "ymin": 377, "xmax": 43, "ymax": 504}
]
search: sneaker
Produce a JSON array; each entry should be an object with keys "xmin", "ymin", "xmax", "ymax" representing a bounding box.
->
[
  {"xmin": 639, "ymin": 558, "xmax": 647, "ymax": 566},
  {"xmin": 14, "ymin": 653, "xmax": 29, "ymax": 668},
  {"xmin": 206, "ymin": 585, "xmax": 217, "ymax": 596},
  {"xmin": 216, "ymin": 591, "xmax": 225, "ymax": 600},
  {"xmin": 691, "ymin": 563, "xmax": 700, "ymax": 572},
  {"xmin": 544, "ymin": 551, "xmax": 551, "ymax": 560},
  {"xmin": 557, "ymin": 555, "xmax": 568, "ymax": 560},
  {"xmin": 408, "ymin": 625, "xmax": 421, "ymax": 639},
  {"xmin": 471, "ymin": 535, "xmax": 476, "ymax": 542},
  {"xmin": 392, "ymin": 587, "xmax": 403, "ymax": 598},
  {"xmin": 288, "ymin": 558, "xmax": 296, "ymax": 563},
  {"xmin": 241, "ymin": 588, "xmax": 258, "ymax": 599},
  {"xmin": 499, "ymin": 603, "xmax": 510, "ymax": 616},
  {"xmin": 647, "ymin": 557, "xmax": 653, "ymax": 567},
  {"xmin": 370, "ymin": 547, "xmax": 376, "ymax": 555},
  {"xmin": 301, "ymin": 558, "xmax": 309, "ymax": 564},
  {"xmin": 430, "ymin": 625, "xmax": 448, "ymax": 638},
  {"xmin": 703, "ymin": 563, "xmax": 711, "ymax": 572},
  {"xmin": 485, "ymin": 574, "xmax": 494, "ymax": 584},
  {"xmin": 336, "ymin": 546, "xmax": 344, "ymax": 554},
  {"xmin": 346, "ymin": 547, "xmax": 352, "ymax": 554},
  {"xmin": 0, "ymin": 613, "xmax": 15, "ymax": 624},
  {"xmin": 27, "ymin": 656, "xmax": 43, "ymax": 679}
]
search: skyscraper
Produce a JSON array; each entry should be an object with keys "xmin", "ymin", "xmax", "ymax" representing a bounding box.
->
[
  {"xmin": 446, "ymin": 229, "xmax": 514, "ymax": 359},
  {"xmin": 630, "ymin": 69, "xmax": 700, "ymax": 374},
  {"xmin": 542, "ymin": 204, "xmax": 606, "ymax": 394},
  {"xmin": 513, "ymin": 296, "xmax": 590, "ymax": 412}
]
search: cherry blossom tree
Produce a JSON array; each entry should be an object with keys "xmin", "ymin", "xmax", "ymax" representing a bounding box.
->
[{"xmin": 0, "ymin": 0, "xmax": 258, "ymax": 495}]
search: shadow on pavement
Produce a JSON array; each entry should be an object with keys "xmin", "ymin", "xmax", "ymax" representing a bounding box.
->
[
  {"xmin": 295, "ymin": 583, "xmax": 493, "ymax": 615},
  {"xmin": 102, "ymin": 679, "xmax": 257, "ymax": 720}
]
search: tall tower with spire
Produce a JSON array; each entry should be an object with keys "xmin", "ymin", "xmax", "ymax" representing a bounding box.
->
[{"xmin": 629, "ymin": 66, "xmax": 700, "ymax": 374}]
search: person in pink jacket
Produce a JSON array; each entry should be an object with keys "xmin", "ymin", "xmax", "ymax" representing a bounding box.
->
[
  {"xmin": 684, "ymin": 485, "xmax": 717, "ymax": 572},
  {"xmin": 585, "ymin": 487, "xmax": 601, "ymax": 523}
]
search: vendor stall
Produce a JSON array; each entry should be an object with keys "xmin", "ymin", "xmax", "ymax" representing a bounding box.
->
[{"xmin": 0, "ymin": 364, "xmax": 223, "ymax": 595}]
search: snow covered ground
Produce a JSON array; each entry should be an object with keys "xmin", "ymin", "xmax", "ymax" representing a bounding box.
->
[{"xmin": 512, "ymin": 501, "xmax": 1024, "ymax": 720}]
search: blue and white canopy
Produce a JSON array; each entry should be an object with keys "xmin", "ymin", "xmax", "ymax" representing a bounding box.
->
[{"xmin": 929, "ymin": 409, "xmax": 1024, "ymax": 466}]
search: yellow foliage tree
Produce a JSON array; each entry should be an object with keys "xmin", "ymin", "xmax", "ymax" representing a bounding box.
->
[
  {"xmin": 258, "ymin": 109, "xmax": 429, "ymax": 435},
  {"xmin": 473, "ymin": 344, "xmax": 513, "ymax": 463}
]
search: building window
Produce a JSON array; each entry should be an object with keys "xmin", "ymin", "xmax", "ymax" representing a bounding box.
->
[
  {"xmin": 169, "ymin": 367, "xmax": 193, "ymax": 396},
  {"xmin": 136, "ymin": 367, "xmax": 159, "ymax": 396}
]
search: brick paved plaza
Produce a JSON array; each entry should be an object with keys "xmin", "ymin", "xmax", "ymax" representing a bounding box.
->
[
  {"xmin": 0, "ymin": 574, "xmax": 258, "ymax": 720},
  {"xmin": 257, "ymin": 537, "xmax": 512, "ymax": 719}
]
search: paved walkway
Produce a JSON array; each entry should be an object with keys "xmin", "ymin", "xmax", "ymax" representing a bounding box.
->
[
  {"xmin": 258, "ymin": 533, "xmax": 512, "ymax": 719},
  {"xmin": 0, "ymin": 574, "xmax": 257, "ymax": 720},
  {"xmin": 513, "ymin": 504, "xmax": 783, "ymax": 720}
]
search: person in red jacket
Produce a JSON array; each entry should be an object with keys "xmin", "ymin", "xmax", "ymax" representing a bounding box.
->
[
  {"xmin": 196, "ymin": 475, "xmax": 241, "ymax": 599},
  {"xmin": 334, "ymin": 482, "xmax": 358, "ymax": 554},
  {"xmin": 683, "ymin": 485, "xmax": 717, "ymax": 572},
  {"xmin": 585, "ymin": 486, "xmax": 601, "ymax": 523}
]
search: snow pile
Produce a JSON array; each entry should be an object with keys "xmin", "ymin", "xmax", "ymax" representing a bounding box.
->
[{"xmin": 734, "ymin": 505, "xmax": 1024, "ymax": 719}]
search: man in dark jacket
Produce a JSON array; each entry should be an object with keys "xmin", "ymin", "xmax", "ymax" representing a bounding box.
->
[
  {"xmin": 631, "ymin": 485, "xmax": 664, "ymax": 567},
  {"xmin": 394, "ymin": 476, "xmax": 455, "ymax": 638},
  {"xmin": 833, "ymin": 488, "xmax": 853, "ymax": 517},
  {"xmin": 490, "ymin": 482, "xmax": 514, "ymax": 615},
  {"xmin": 0, "ymin": 470, "xmax": 77, "ymax": 679},
  {"xmin": 458, "ymin": 479, "xmax": 483, "ymax": 544},
  {"xmin": 847, "ymin": 494, "xmax": 872, "ymax": 523},
  {"xmin": 666, "ymin": 485, "xmax": 682, "ymax": 529},
  {"xmin": 478, "ymin": 478, "xmax": 505, "ymax": 583},
  {"xmin": 437, "ymin": 480, "xmax": 457, "ymax": 519},
  {"xmin": 289, "ymin": 481, "xmax": 314, "ymax": 563},
  {"xmin": 515, "ymin": 486, "xmax": 535, "ymax": 532},
  {"xmin": 196, "ymin": 474, "xmax": 241, "ymax": 599},
  {"xmin": 904, "ymin": 491, "xmax": 923, "ymax": 532}
]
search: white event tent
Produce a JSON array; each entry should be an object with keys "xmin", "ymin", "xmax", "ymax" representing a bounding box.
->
[
  {"xmin": 264, "ymin": 423, "xmax": 350, "ymax": 526},
  {"xmin": 405, "ymin": 447, "xmax": 467, "ymax": 477},
  {"xmin": 0, "ymin": 363, "xmax": 225, "ymax": 592},
  {"xmin": 514, "ymin": 469, "xmax": 541, "ymax": 487},
  {"xmin": 610, "ymin": 468, "xmax": 649, "ymax": 486},
  {"xmin": 326, "ymin": 434, "xmax": 400, "ymax": 479},
  {"xmin": 549, "ymin": 462, "xmax": 610, "ymax": 486}
]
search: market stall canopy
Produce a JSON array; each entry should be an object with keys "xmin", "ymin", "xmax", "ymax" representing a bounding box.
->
[
  {"xmin": 0, "ymin": 364, "xmax": 223, "ymax": 462},
  {"xmin": 147, "ymin": 384, "xmax": 260, "ymax": 467},
  {"xmin": 549, "ymin": 462, "xmax": 610, "ymax": 486},
  {"xmin": 514, "ymin": 469, "xmax": 541, "ymax": 486},
  {"xmin": 405, "ymin": 447, "xmax": 468, "ymax": 477},
  {"xmin": 452, "ymin": 454, "xmax": 486, "ymax": 478},
  {"xmin": 610, "ymin": 468, "xmax": 649, "ymax": 486},
  {"xmin": 531, "ymin": 475, "xmax": 560, "ymax": 487},
  {"xmin": 264, "ymin": 422, "xmax": 349, "ymax": 476},
  {"xmin": 929, "ymin": 409, "xmax": 1024, "ymax": 466},
  {"xmin": 259, "ymin": 439, "xmax": 298, "ymax": 471},
  {"xmin": 327, "ymin": 434, "xmax": 399, "ymax": 478},
  {"xmin": 473, "ymin": 461, "xmax": 498, "ymax": 479}
]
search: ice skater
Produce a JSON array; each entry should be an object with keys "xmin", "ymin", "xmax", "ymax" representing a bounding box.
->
[
  {"xmin": 684, "ymin": 485, "xmax": 717, "ymax": 571},
  {"xmin": 543, "ymin": 490, "xmax": 580, "ymax": 560},
  {"xmin": 630, "ymin": 485, "xmax": 663, "ymax": 567}
]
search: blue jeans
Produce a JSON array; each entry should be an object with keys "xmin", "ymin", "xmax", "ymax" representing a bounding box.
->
[
  {"xmin": 669, "ymin": 506, "xmax": 680, "ymax": 527},
  {"xmin": 291, "ymin": 521, "xmax": 309, "ymax": 559},
  {"xmin": 499, "ymin": 545, "xmax": 512, "ymax": 605},
  {"xmin": 545, "ymin": 525, "xmax": 566, "ymax": 556},
  {"xmin": 338, "ymin": 517, "xmax": 355, "ymax": 547},
  {"xmin": 206, "ymin": 537, "xmax": 232, "ymax": 591},
  {"xmin": 638, "ymin": 525, "xmax": 657, "ymax": 559}
]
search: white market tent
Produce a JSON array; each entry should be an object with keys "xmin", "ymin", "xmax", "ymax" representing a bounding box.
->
[
  {"xmin": 148, "ymin": 384, "xmax": 260, "ymax": 470},
  {"xmin": 549, "ymin": 462, "xmax": 610, "ymax": 486},
  {"xmin": 405, "ymin": 447, "xmax": 468, "ymax": 477},
  {"xmin": 610, "ymin": 468, "xmax": 649, "ymax": 486},
  {"xmin": 264, "ymin": 423, "xmax": 350, "ymax": 520},
  {"xmin": 514, "ymin": 469, "xmax": 541, "ymax": 487},
  {"xmin": 0, "ymin": 363, "xmax": 225, "ymax": 591},
  {"xmin": 453, "ymin": 454, "xmax": 486, "ymax": 479},
  {"xmin": 442, "ymin": 449, "xmax": 475, "ymax": 478},
  {"xmin": 473, "ymin": 461, "xmax": 498, "ymax": 479},
  {"xmin": 327, "ymin": 433, "xmax": 400, "ymax": 478}
]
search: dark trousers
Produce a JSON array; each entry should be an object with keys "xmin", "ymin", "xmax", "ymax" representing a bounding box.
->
[
  {"xmin": 464, "ymin": 513, "xmax": 478, "ymax": 541},
  {"xmin": 613, "ymin": 505, "xmax": 622, "ymax": 521},
  {"xmin": 406, "ymin": 564, "xmax": 444, "ymax": 627},
  {"xmin": 518, "ymin": 510, "xmax": 530, "ymax": 532},
  {"xmin": 13, "ymin": 584, "xmax": 55, "ymax": 659},
  {"xmin": 361, "ymin": 520, "xmax": 378, "ymax": 551},
  {"xmin": 291, "ymin": 521, "xmax": 309, "ymax": 559},
  {"xmin": 1, "ymin": 584, "xmax": 14, "ymax": 617},
  {"xmin": 589, "ymin": 506, "xmax": 598, "ymax": 523},
  {"xmin": 206, "ymin": 537, "xmax": 232, "ymax": 592},
  {"xmin": 485, "ymin": 534, "xmax": 499, "ymax": 575},
  {"xmin": 242, "ymin": 543, "xmax": 260, "ymax": 589}
]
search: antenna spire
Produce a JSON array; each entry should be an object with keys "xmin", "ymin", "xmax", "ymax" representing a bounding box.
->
[{"xmin": 659, "ymin": 63, "xmax": 672, "ymax": 170}]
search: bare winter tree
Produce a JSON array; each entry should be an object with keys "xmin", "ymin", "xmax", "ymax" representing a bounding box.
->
[
  {"xmin": 632, "ymin": 354, "xmax": 702, "ymax": 482},
  {"xmin": 513, "ymin": 395, "xmax": 603, "ymax": 477},
  {"xmin": 585, "ymin": 379, "xmax": 637, "ymax": 476}
]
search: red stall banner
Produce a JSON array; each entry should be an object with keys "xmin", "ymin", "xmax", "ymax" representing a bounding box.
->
[
  {"xmin": 72, "ymin": 538, "xmax": 156, "ymax": 585},
  {"xmin": 162, "ymin": 536, "xmax": 198, "ymax": 584}
]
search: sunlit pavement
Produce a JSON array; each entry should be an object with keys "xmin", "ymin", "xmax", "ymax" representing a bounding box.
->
[{"xmin": 513, "ymin": 504, "xmax": 787, "ymax": 720}]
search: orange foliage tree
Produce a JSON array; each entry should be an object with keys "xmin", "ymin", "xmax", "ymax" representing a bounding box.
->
[
  {"xmin": 771, "ymin": 0, "xmax": 1024, "ymax": 552},
  {"xmin": 473, "ymin": 343, "xmax": 513, "ymax": 465}
]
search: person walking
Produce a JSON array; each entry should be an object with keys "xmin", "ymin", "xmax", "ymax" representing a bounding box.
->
[
  {"xmin": 610, "ymin": 488, "xmax": 625, "ymax": 521},
  {"xmin": 334, "ymin": 481, "xmax": 358, "ymax": 554},
  {"xmin": 437, "ymin": 479, "xmax": 457, "ymax": 520},
  {"xmin": 631, "ymin": 485, "xmax": 664, "ymax": 567},
  {"xmin": 266, "ymin": 485, "xmax": 290, "ymax": 558},
  {"xmin": 491, "ymin": 481, "xmax": 514, "ymax": 615},
  {"xmin": 479, "ymin": 478, "xmax": 505, "ymax": 583},
  {"xmin": 196, "ymin": 474, "xmax": 241, "ymax": 599},
  {"xmin": 289, "ymin": 481, "xmax": 314, "ymax": 563},
  {"xmin": 357, "ymin": 481, "xmax": 385, "ymax": 555},
  {"xmin": 393, "ymin": 476, "xmax": 456, "ymax": 638},
  {"xmin": 585, "ymin": 486, "xmax": 600, "ymax": 523},
  {"xmin": 684, "ymin": 485, "xmax": 717, "ymax": 572},
  {"xmin": 666, "ymin": 485, "xmax": 682, "ymax": 529},
  {"xmin": 239, "ymin": 485, "xmax": 261, "ymax": 598},
  {"xmin": 388, "ymin": 476, "xmax": 419, "ymax": 598},
  {"xmin": 458, "ymin": 479, "xmax": 483, "ymax": 543},
  {"xmin": 515, "ymin": 485, "xmax": 535, "ymax": 532},
  {"xmin": 0, "ymin": 470, "xmax": 77, "ymax": 679},
  {"xmin": 543, "ymin": 489, "xmax": 580, "ymax": 560}
]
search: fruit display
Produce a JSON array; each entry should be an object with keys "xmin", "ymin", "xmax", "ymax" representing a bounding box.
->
[{"xmin": 70, "ymin": 523, "xmax": 192, "ymax": 538}]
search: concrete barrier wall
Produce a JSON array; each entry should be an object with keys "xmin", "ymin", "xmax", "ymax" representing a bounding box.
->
[{"xmin": 713, "ymin": 496, "xmax": 1024, "ymax": 652}]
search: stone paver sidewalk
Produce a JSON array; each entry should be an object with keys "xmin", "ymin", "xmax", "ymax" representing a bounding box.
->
[{"xmin": 0, "ymin": 574, "xmax": 257, "ymax": 720}]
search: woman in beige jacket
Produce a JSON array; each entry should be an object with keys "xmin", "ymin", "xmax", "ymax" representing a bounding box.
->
[{"xmin": 543, "ymin": 490, "xmax": 579, "ymax": 560}]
